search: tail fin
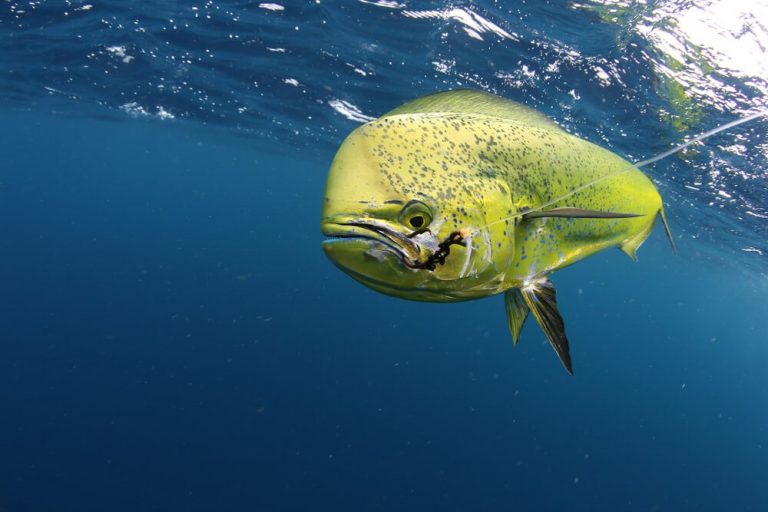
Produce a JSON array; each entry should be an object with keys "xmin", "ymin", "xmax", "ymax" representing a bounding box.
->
[{"xmin": 659, "ymin": 205, "xmax": 677, "ymax": 255}]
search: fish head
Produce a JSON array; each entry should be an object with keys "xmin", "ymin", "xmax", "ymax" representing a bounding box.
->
[{"xmin": 321, "ymin": 116, "xmax": 516, "ymax": 302}]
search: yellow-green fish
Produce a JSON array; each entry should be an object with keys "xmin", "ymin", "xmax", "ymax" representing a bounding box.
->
[{"xmin": 320, "ymin": 90, "xmax": 675, "ymax": 373}]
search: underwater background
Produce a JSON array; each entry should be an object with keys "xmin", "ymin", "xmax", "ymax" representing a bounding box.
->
[{"xmin": 1, "ymin": 1, "xmax": 767, "ymax": 510}]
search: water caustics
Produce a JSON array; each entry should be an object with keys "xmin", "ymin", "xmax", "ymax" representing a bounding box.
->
[{"xmin": 1, "ymin": 0, "xmax": 766, "ymax": 271}]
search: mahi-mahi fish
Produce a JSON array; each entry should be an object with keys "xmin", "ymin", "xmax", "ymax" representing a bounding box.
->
[{"xmin": 320, "ymin": 89, "xmax": 676, "ymax": 374}]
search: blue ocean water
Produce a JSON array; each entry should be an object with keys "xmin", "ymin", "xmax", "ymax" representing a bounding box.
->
[{"xmin": 2, "ymin": 1, "xmax": 768, "ymax": 511}]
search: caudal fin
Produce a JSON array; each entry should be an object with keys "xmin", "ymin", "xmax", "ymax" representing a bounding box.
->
[{"xmin": 659, "ymin": 205, "xmax": 677, "ymax": 255}]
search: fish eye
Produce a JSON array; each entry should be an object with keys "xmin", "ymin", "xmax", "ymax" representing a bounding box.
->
[{"xmin": 399, "ymin": 200, "xmax": 433, "ymax": 230}]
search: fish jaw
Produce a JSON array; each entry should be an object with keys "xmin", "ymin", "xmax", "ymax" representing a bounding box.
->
[
  {"xmin": 320, "ymin": 237, "xmax": 485, "ymax": 302},
  {"xmin": 320, "ymin": 218, "xmax": 424, "ymax": 295},
  {"xmin": 320, "ymin": 217, "xmax": 429, "ymax": 264},
  {"xmin": 320, "ymin": 218, "xmax": 489, "ymax": 302}
]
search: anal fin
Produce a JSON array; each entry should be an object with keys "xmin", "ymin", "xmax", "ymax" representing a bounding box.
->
[
  {"xmin": 504, "ymin": 288, "xmax": 529, "ymax": 345},
  {"xmin": 520, "ymin": 279, "xmax": 573, "ymax": 374}
]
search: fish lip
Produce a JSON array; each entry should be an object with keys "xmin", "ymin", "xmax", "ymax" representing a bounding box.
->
[{"xmin": 321, "ymin": 219, "xmax": 422, "ymax": 264}]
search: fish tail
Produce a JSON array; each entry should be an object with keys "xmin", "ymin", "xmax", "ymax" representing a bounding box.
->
[{"xmin": 659, "ymin": 204, "xmax": 677, "ymax": 255}]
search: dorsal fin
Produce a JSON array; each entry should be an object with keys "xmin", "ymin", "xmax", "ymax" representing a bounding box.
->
[{"xmin": 381, "ymin": 89, "xmax": 565, "ymax": 132}]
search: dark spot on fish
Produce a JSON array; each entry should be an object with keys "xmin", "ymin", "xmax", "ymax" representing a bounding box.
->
[{"xmin": 384, "ymin": 199, "xmax": 404, "ymax": 205}]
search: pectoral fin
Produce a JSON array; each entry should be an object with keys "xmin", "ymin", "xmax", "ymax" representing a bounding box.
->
[
  {"xmin": 520, "ymin": 279, "xmax": 573, "ymax": 374},
  {"xmin": 504, "ymin": 288, "xmax": 529, "ymax": 345},
  {"xmin": 522, "ymin": 207, "xmax": 642, "ymax": 221}
]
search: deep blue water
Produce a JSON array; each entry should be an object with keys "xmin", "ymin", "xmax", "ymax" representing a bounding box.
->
[{"xmin": 2, "ymin": 1, "xmax": 768, "ymax": 511}]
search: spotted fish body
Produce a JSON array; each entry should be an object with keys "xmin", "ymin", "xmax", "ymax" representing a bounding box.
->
[{"xmin": 321, "ymin": 90, "xmax": 670, "ymax": 373}]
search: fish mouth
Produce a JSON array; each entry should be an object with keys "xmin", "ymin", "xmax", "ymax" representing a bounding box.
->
[
  {"xmin": 322, "ymin": 218, "xmax": 469, "ymax": 272},
  {"xmin": 321, "ymin": 219, "xmax": 424, "ymax": 266}
]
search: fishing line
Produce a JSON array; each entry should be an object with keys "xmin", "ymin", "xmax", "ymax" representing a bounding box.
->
[{"xmin": 473, "ymin": 110, "xmax": 768, "ymax": 234}]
